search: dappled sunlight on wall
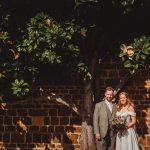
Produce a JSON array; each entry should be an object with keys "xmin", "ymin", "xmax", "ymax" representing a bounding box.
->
[
  {"xmin": 144, "ymin": 79, "xmax": 150, "ymax": 99},
  {"xmin": 0, "ymin": 86, "xmax": 82, "ymax": 150}
]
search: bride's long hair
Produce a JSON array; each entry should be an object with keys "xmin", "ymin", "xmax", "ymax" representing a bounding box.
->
[{"xmin": 117, "ymin": 92, "xmax": 134, "ymax": 111}]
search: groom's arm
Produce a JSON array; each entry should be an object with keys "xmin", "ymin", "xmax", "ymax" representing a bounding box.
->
[{"xmin": 93, "ymin": 103, "xmax": 101, "ymax": 140}]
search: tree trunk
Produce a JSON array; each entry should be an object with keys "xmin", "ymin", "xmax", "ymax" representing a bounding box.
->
[
  {"xmin": 80, "ymin": 73, "xmax": 96, "ymax": 150},
  {"xmin": 80, "ymin": 54, "xmax": 97, "ymax": 150},
  {"xmin": 80, "ymin": 121, "xmax": 96, "ymax": 150}
]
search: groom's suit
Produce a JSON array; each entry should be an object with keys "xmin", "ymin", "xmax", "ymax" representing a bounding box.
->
[{"xmin": 93, "ymin": 100, "xmax": 116, "ymax": 150}]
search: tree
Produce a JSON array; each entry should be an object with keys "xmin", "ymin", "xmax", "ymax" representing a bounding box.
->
[{"xmin": 0, "ymin": 0, "xmax": 150, "ymax": 149}]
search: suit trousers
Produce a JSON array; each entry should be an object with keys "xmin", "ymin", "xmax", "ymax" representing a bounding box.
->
[{"xmin": 96, "ymin": 129, "xmax": 116, "ymax": 150}]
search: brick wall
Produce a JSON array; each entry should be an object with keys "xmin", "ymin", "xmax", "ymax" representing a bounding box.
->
[
  {"xmin": 0, "ymin": 86, "xmax": 83, "ymax": 150},
  {"xmin": 0, "ymin": 57, "xmax": 150, "ymax": 150}
]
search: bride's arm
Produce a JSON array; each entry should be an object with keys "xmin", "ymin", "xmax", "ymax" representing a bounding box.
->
[{"xmin": 127, "ymin": 106, "xmax": 136, "ymax": 128}]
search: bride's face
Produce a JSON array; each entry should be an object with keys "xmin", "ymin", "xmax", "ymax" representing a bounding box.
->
[{"xmin": 119, "ymin": 94, "xmax": 128, "ymax": 106}]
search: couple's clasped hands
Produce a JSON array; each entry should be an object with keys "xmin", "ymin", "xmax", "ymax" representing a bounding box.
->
[{"xmin": 95, "ymin": 133, "xmax": 101, "ymax": 141}]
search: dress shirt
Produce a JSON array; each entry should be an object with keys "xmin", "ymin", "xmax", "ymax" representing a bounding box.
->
[{"xmin": 105, "ymin": 100, "xmax": 113, "ymax": 113}]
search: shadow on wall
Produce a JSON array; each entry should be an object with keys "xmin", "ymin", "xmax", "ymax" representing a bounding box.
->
[{"xmin": 0, "ymin": 96, "xmax": 81, "ymax": 150}]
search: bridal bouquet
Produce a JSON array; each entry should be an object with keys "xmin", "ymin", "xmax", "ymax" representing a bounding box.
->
[{"xmin": 111, "ymin": 116, "xmax": 127, "ymax": 135}]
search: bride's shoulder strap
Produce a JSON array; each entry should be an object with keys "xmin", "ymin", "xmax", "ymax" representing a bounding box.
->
[{"xmin": 128, "ymin": 106, "xmax": 136, "ymax": 116}]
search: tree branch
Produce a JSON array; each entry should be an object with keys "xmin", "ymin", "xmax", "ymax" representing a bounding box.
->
[{"xmin": 47, "ymin": 93, "xmax": 80, "ymax": 115}]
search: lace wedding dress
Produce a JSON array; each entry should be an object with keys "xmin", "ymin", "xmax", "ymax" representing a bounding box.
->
[{"xmin": 116, "ymin": 110, "xmax": 140, "ymax": 150}]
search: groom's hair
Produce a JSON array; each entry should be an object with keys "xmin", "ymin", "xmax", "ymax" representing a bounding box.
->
[{"xmin": 105, "ymin": 86, "xmax": 114, "ymax": 92}]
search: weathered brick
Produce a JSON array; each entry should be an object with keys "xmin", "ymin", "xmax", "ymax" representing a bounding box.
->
[
  {"xmin": 70, "ymin": 117, "xmax": 82, "ymax": 125},
  {"xmin": 12, "ymin": 104, "xmax": 23, "ymax": 109},
  {"xmin": 33, "ymin": 133, "xmax": 42, "ymax": 142},
  {"xmin": 3, "ymin": 133, "xmax": 10, "ymax": 142},
  {"xmin": 26, "ymin": 133, "xmax": 32, "ymax": 143},
  {"xmin": 5, "ymin": 125, "xmax": 16, "ymax": 132},
  {"xmin": 40, "ymin": 126, "xmax": 48, "ymax": 132},
  {"xmin": 4, "ymin": 117, "xmax": 12, "ymax": 125},
  {"xmin": 42, "ymin": 133, "xmax": 51, "ymax": 143},
  {"xmin": 7, "ymin": 109, "xmax": 16, "ymax": 116},
  {"xmin": 60, "ymin": 117, "xmax": 69, "ymax": 125},
  {"xmin": 0, "ymin": 125, "xmax": 4, "ymax": 132},
  {"xmin": 0, "ymin": 116, "xmax": 3, "ymax": 124},
  {"xmin": 51, "ymin": 117, "xmax": 59, "ymax": 125},
  {"xmin": 17, "ymin": 109, "xmax": 28, "ymax": 116},
  {"xmin": 29, "ymin": 109, "xmax": 48, "ymax": 116},
  {"xmin": 32, "ymin": 116, "xmax": 44, "ymax": 126},
  {"xmin": 60, "ymin": 89, "xmax": 69, "ymax": 94},
  {"xmin": 29, "ymin": 126, "xmax": 39, "ymax": 132},
  {"xmin": 69, "ymin": 90, "xmax": 79, "ymax": 95},
  {"xmin": 58, "ymin": 108, "xmax": 71, "ymax": 116},
  {"xmin": 43, "ymin": 104, "xmax": 53, "ymax": 108},
  {"xmin": 13, "ymin": 117, "xmax": 20, "ymax": 124},
  {"xmin": 22, "ymin": 104, "xmax": 34, "ymax": 109},
  {"xmin": 65, "ymin": 126, "xmax": 76, "ymax": 133},
  {"xmin": 21, "ymin": 117, "xmax": 32, "ymax": 125},
  {"xmin": 5, "ymin": 143, "xmax": 16, "ymax": 148},
  {"xmin": 48, "ymin": 126, "xmax": 54, "ymax": 132},
  {"xmin": 55, "ymin": 126, "xmax": 64, "ymax": 132},
  {"xmin": 27, "ymin": 144, "xmax": 35, "ymax": 148},
  {"xmin": 49, "ymin": 109, "xmax": 57, "ymax": 116},
  {"xmin": 52, "ymin": 133, "xmax": 62, "ymax": 143},
  {"xmin": 0, "ymin": 109, "xmax": 6, "ymax": 116},
  {"xmin": 105, "ymin": 78, "xmax": 119, "ymax": 86},
  {"xmin": 44, "ymin": 117, "xmax": 50, "ymax": 125},
  {"xmin": 72, "ymin": 95, "xmax": 83, "ymax": 100},
  {"xmin": 11, "ymin": 133, "xmax": 25, "ymax": 143},
  {"xmin": 16, "ymin": 143, "xmax": 27, "ymax": 149}
]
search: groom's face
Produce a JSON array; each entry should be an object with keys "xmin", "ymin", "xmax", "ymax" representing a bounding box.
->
[{"xmin": 105, "ymin": 90, "xmax": 114, "ymax": 102}]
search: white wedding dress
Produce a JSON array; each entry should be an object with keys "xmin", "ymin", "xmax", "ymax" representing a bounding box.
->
[{"xmin": 116, "ymin": 110, "xmax": 140, "ymax": 150}]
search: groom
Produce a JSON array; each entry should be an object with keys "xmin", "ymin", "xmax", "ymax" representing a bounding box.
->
[{"xmin": 93, "ymin": 86, "xmax": 116, "ymax": 150}]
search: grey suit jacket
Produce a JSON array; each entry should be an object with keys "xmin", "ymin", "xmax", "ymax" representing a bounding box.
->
[{"xmin": 93, "ymin": 100, "xmax": 116, "ymax": 138}]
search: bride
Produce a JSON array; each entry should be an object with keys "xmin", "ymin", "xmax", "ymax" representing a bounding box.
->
[{"xmin": 115, "ymin": 92, "xmax": 140, "ymax": 150}]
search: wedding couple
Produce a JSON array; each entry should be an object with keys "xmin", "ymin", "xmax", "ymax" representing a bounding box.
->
[{"xmin": 93, "ymin": 86, "xmax": 140, "ymax": 150}]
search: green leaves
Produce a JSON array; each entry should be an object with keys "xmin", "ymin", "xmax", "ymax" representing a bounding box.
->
[
  {"xmin": 119, "ymin": 36, "xmax": 150, "ymax": 74},
  {"xmin": 0, "ymin": 31, "xmax": 9, "ymax": 42},
  {"xmin": 75, "ymin": 0, "xmax": 98, "ymax": 7},
  {"xmin": 17, "ymin": 12, "xmax": 79, "ymax": 65},
  {"xmin": 0, "ymin": 12, "xmax": 83, "ymax": 101},
  {"xmin": 11, "ymin": 79, "xmax": 29, "ymax": 97},
  {"xmin": 77, "ymin": 62, "xmax": 88, "ymax": 73},
  {"xmin": 40, "ymin": 50, "xmax": 61, "ymax": 63}
]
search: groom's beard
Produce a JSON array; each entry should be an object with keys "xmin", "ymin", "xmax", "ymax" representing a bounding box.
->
[{"xmin": 104, "ymin": 97, "xmax": 113, "ymax": 102}]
